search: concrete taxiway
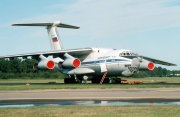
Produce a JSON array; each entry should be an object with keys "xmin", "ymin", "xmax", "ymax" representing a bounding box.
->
[{"xmin": 0, "ymin": 88, "xmax": 180, "ymax": 101}]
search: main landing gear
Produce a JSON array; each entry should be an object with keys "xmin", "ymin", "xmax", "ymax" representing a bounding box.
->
[
  {"xmin": 64, "ymin": 78, "xmax": 82, "ymax": 84},
  {"xmin": 91, "ymin": 78, "xmax": 110, "ymax": 84},
  {"xmin": 109, "ymin": 78, "xmax": 122, "ymax": 84},
  {"xmin": 64, "ymin": 78, "xmax": 75, "ymax": 83},
  {"xmin": 63, "ymin": 76, "xmax": 122, "ymax": 84}
]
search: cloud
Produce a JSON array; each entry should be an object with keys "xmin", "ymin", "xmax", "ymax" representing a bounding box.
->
[
  {"xmin": 15, "ymin": 0, "xmax": 180, "ymax": 39},
  {"xmin": 3, "ymin": 0, "xmax": 180, "ymax": 45}
]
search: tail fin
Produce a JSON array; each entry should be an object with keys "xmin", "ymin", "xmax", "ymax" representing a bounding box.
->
[{"xmin": 12, "ymin": 21, "xmax": 79, "ymax": 50}]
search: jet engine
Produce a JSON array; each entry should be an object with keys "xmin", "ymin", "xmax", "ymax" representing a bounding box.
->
[
  {"xmin": 59, "ymin": 53, "xmax": 81, "ymax": 69},
  {"xmin": 121, "ymin": 58, "xmax": 155, "ymax": 77},
  {"xmin": 62, "ymin": 58, "xmax": 81, "ymax": 68},
  {"xmin": 132, "ymin": 57, "xmax": 155, "ymax": 71},
  {"xmin": 139, "ymin": 59, "xmax": 154, "ymax": 71},
  {"xmin": 35, "ymin": 55, "xmax": 55, "ymax": 70}
]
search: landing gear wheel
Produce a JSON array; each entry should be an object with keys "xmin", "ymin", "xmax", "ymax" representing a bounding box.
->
[
  {"xmin": 115, "ymin": 78, "xmax": 121, "ymax": 84},
  {"xmin": 64, "ymin": 78, "xmax": 69, "ymax": 83},
  {"xmin": 91, "ymin": 79, "xmax": 101, "ymax": 84},
  {"xmin": 76, "ymin": 79, "xmax": 82, "ymax": 83},
  {"xmin": 103, "ymin": 78, "xmax": 110, "ymax": 83},
  {"xmin": 69, "ymin": 78, "xmax": 75, "ymax": 83},
  {"xmin": 64, "ymin": 78, "xmax": 77, "ymax": 84}
]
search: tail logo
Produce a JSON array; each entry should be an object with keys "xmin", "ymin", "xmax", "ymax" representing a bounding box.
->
[{"xmin": 52, "ymin": 37, "xmax": 58, "ymax": 42}]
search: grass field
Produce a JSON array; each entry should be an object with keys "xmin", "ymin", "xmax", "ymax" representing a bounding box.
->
[
  {"xmin": 0, "ymin": 77, "xmax": 180, "ymax": 90},
  {"xmin": 0, "ymin": 106, "xmax": 180, "ymax": 117},
  {"xmin": 0, "ymin": 78, "xmax": 180, "ymax": 117}
]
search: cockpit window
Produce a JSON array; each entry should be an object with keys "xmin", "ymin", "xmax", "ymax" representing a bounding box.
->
[
  {"xmin": 119, "ymin": 51, "xmax": 136, "ymax": 57},
  {"xmin": 132, "ymin": 53, "xmax": 136, "ymax": 56}
]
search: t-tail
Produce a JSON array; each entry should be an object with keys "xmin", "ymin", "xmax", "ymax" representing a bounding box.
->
[{"xmin": 12, "ymin": 21, "xmax": 79, "ymax": 50}]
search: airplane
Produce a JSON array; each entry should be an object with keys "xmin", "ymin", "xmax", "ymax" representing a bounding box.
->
[{"xmin": 0, "ymin": 21, "xmax": 176, "ymax": 84}]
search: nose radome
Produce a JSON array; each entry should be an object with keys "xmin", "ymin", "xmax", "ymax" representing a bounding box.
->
[{"xmin": 131, "ymin": 58, "xmax": 140, "ymax": 66}]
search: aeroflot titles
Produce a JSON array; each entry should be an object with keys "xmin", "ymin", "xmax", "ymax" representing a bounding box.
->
[{"xmin": 98, "ymin": 56, "xmax": 111, "ymax": 59}]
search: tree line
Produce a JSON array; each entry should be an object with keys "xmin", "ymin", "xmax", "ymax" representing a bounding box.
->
[
  {"xmin": 0, "ymin": 58, "xmax": 67, "ymax": 79},
  {"xmin": 0, "ymin": 58, "xmax": 179, "ymax": 79},
  {"xmin": 133, "ymin": 67, "xmax": 180, "ymax": 78}
]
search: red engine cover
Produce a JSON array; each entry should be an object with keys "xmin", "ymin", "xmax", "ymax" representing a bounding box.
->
[
  {"xmin": 38, "ymin": 60, "xmax": 55, "ymax": 70},
  {"xmin": 62, "ymin": 58, "xmax": 81, "ymax": 68},
  {"xmin": 148, "ymin": 62, "xmax": 154, "ymax": 70},
  {"xmin": 73, "ymin": 59, "xmax": 81, "ymax": 68},
  {"xmin": 47, "ymin": 60, "xmax": 55, "ymax": 69}
]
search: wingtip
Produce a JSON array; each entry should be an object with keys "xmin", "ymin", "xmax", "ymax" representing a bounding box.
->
[
  {"xmin": 169, "ymin": 64, "xmax": 177, "ymax": 66},
  {"xmin": 12, "ymin": 24, "xmax": 16, "ymax": 26}
]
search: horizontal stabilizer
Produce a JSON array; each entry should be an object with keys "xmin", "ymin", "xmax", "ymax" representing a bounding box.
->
[{"xmin": 12, "ymin": 21, "xmax": 80, "ymax": 29}]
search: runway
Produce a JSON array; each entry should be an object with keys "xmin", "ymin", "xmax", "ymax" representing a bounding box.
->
[{"xmin": 0, "ymin": 88, "xmax": 180, "ymax": 101}]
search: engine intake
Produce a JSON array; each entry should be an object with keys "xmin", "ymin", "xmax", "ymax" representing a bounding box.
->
[{"xmin": 147, "ymin": 62, "xmax": 154, "ymax": 70}]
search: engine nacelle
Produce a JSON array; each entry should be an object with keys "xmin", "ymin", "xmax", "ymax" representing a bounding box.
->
[
  {"xmin": 59, "ymin": 53, "xmax": 81, "ymax": 69},
  {"xmin": 38, "ymin": 59, "xmax": 55, "ymax": 70},
  {"xmin": 139, "ymin": 60, "xmax": 154, "ymax": 71},
  {"xmin": 36, "ymin": 55, "xmax": 55, "ymax": 70},
  {"xmin": 62, "ymin": 58, "xmax": 81, "ymax": 68}
]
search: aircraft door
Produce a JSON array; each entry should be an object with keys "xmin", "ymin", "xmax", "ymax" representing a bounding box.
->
[{"xmin": 99, "ymin": 60, "xmax": 107, "ymax": 72}]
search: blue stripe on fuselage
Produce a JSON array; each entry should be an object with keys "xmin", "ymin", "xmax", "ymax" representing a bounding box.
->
[{"xmin": 81, "ymin": 59, "xmax": 130, "ymax": 65}]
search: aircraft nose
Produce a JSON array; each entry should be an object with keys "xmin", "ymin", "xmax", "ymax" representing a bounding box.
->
[{"xmin": 131, "ymin": 58, "xmax": 140, "ymax": 67}]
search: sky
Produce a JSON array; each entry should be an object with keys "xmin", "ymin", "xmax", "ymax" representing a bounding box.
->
[{"xmin": 0, "ymin": 0, "xmax": 180, "ymax": 70}]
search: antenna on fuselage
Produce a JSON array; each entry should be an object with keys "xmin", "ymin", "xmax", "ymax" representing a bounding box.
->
[{"xmin": 12, "ymin": 21, "xmax": 80, "ymax": 50}]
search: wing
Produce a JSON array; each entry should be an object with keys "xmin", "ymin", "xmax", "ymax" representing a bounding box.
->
[
  {"xmin": 0, "ymin": 48, "xmax": 93, "ymax": 60},
  {"xmin": 139, "ymin": 55, "xmax": 176, "ymax": 66}
]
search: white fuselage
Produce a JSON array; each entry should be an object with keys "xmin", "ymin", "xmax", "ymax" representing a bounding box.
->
[{"xmin": 59, "ymin": 48, "xmax": 134, "ymax": 77}]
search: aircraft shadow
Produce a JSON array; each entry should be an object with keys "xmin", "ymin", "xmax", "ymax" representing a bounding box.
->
[{"xmin": 0, "ymin": 82, "xmax": 180, "ymax": 85}]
